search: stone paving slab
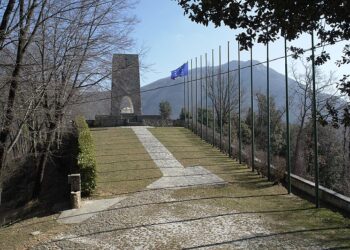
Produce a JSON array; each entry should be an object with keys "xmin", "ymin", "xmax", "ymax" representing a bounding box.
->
[
  {"xmin": 131, "ymin": 127, "xmax": 226, "ymax": 189},
  {"xmin": 57, "ymin": 197, "xmax": 126, "ymax": 224}
]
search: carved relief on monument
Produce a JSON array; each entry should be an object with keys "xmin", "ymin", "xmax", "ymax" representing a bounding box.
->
[{"xmin": 120, "ymin": 96, "xmax": 134, "ymax": 114}]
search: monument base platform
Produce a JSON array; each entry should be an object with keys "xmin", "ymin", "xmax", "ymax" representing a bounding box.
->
[{"xmin": 89, "ymin": 114, "xmax": 175, "ymax": 127}]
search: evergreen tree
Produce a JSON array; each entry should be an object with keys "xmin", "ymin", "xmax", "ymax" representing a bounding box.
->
[
  {"xmin": 244, "ymin": 94, "xmax": 285, "ymax": 155},
  {"xmin": 159, "ymin": 101, "xmax": 172, "ymax": 119}
]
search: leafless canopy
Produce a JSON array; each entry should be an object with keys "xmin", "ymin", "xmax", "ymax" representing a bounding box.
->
[{"xmin": 0, "ymin": 0, "xmax": 137, "ymax": 197}]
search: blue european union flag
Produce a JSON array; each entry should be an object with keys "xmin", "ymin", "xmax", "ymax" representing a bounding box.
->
[{"xmin": 171, "ymin": 63, "xmax": 188, "ymax": 80}]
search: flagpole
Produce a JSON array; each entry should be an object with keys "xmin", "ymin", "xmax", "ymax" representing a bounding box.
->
[
  {"xmin": 200, "ymin": 55, "xmax": 203, "ymax": 139},
  {"xmin": 311, "ymin": 31, "xmax": 320, "ymax": 208},
  {"xmin": 191, "ymin": 59, "xmax": 194, "ymax": 131},
  {"xmin": 228, "ymin": 41, "xmax": 231, "ymax": 157},
  {"xmin": 195, "ymin": 57, "xmax": 198, "ymax": 135},
  {"xmin": 205, "ymin": 53, "xmax": 208, "ymax": 141},
  {"xmin": 183, "ymin": 75, "xmax": 186, "ymax": 126},
  {"xmin": 187, "ymin": 61, "xmax": 190, "ymax": 129},
  {"xmin": 212, "ymin": 49, "xmax": 215, "ymax": 147},
  {"xmin": 238, "ymin": 41, "xmax": 242, "ymax": 164},
  {"xmin": 219, "ymin": 45, "xmax": 222, "ymax": 151},
  {"xmin": 250, "ymin": 46, "xmax": 255, "ymax": 172},
  {"xmin": 284, "ymin": 38, "xmax": 291, "ymax": 194},
  {"xmin": 267, "ymin": 41, "xmax": 271, "ymax": 181}
]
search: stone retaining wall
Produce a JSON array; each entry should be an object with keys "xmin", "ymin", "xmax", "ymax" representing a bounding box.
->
[
  {"xmin": 92, "ymin": 115, "xmax": 184, "ymax": 127},
  {"xmin": 269, "ymin": 165, "xmax": 350, "ymax": 214}
]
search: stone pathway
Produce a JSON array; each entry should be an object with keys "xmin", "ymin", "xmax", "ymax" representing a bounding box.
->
[
  {"xmin": 35, "ymin": 188, "xmax": 324, "ymax": 249},
  {"xmin": 32, "ymin": 127, "xmax": 326, "ymax": 249},
  {"xmin": 36, "ymin": 189, "xmax": 278, "ymax": 249},
  {"xmin": 132, "ymin": 127, "xmax": 225, "ymax": 189},
  {"xmin": 57, "ymin": 197, "xmax": 126, "ymax": 224}
]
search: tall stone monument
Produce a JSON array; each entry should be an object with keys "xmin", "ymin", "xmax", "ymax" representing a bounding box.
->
[{"xmin": 111, "ymin": 54, "xmax": 142, "ymax": 116}]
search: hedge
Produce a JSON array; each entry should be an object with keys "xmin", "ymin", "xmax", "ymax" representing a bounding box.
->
[{"xmin": 75, "ymin": 116, "xmax": 96, "ymax": 196}]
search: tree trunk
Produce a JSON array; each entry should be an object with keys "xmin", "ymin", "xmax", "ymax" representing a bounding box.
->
[
  {"xmin": 0, "ymin": 0, "xmax": 27, "ymax": 173},
  {"xmin": 293, "ymin": 127, "xmax": 304, "ymax": 175},
  {"xmin": 292, "ymin": 99, "xmax": 308, "ymax": 175},
  {"xmin": 0, "ymin": 77, "xmax": 21, "ymax": 171},
  {"xmin": 0, "ymin": 0, "xmax": 16, "ymax": 47},
  {"xmin": 32, "ymin": 128, "xmax": 54, "ymax": 199},
  {"xmin": 32, "ymin": 107, "xmax": 63, "ymax": 198}
]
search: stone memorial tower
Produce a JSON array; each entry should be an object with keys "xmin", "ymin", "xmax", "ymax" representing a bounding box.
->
[{"xmin": 111, "ymin": 54, "xmax": 142, "ymax": 116}]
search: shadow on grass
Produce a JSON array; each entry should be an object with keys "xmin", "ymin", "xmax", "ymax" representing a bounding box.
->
[
  {"xmin": 44, "ymin": 207, "xmax": 349, "ymax": 247},
  {"xmin": 97, "ymin": 167, "xmax": 180, "ymax": 173},
  {"xmin": 95, "ymin": 150, "xmax": 212, "ymax": 158},
  {"xmin": 96, "ymin": 170, "xmax": 270, "ymax": 182},
  {"xmin": 97, "ymin": 176, "xmax": 160, "ymax": 184},
  {"xmin": 95, "ymin": 152, "xmax": 150, "ymax": 157},
  {"xmin": 4, "ymin": 192, "xmax": 289, "ymax": 230},
  {"xmin": 183, "ymin": 226, "xmax": 350, "ymax": 249},
  {"xmin": 94, "ymin": 146, "xmax": 146, "ymax": 151},
  {"xmin": 97, "ymin": 156, "xmax": 233, "ymax": 164}
]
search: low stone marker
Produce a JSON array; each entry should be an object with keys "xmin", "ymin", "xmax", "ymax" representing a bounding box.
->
[
  {"xmin": 70, "ymin": 191, "xmax": 81, "ymax": 209},
  {"xmin": 68, "ymin": 174, "xmax": 81, "ymax": 209}
]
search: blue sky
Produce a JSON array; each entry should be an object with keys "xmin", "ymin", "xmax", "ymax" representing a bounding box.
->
[{"xmin": 131, "ymin": 0, "xmax": 347, "ymax": 87}]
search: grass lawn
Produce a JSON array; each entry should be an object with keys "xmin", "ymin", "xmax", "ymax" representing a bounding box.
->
[
  {"xmin": 0, "ymin": 127, "xmax": 162, "ymax": 249},
  {"xmin": 150, "ymin": 127, "xmax": 350, "ymax": 248},
  {"xmin": 91, "ymin": 127, "xmax": 162, "ymax": 197},
  {"xmin": 0, "ymin": 212, "xmax": 69, "ymax": 249},
  {"xmin": 1, "ymin": 126, "xmax": 349, "ymax": 249}
]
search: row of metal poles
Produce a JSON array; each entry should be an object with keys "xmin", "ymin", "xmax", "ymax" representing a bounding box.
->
[{"xmin": 182, "ymin": 33, "xmax": 320, "ymax": 208}]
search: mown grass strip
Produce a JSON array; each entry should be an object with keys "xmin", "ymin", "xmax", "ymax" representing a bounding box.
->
[{"xmin": 91, "ymin": 127, "xmax": 162, "ymax": 198}]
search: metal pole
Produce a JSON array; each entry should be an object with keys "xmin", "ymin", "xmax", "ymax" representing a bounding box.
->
[
  {"xmin": 191, "ymin": 59, "xmax": 193, "ymax": 131},
  {"xmin": 267, "ymin": 41, "xmax": 271, "ymax": 181},
  {"xmin": 200, "ymin": 55, "xmax": 203, "ymax": 139},
  {"xmin": 219, "ymin": 45, "xmax": 223, "ymax": 151},
  {"xmin": 311, "ymin": 31, "xmax": 320, "ymax": 208},
  {"xmin": 187, "ymin": 61, "xmax": 190, "ymax": 129},
  {"xmin": 251, "ymin": 46, "xmax": 255, "ymax": 172},
  {"xmin": 212, "ymin": 49, "xmax": 215, "ymax": 147},
  {"xmin": 228, "ymin": 41, "xmax": 232, "ymax": 157},
  {"xmin": 196, "ymin": 57, "xmax": 198, "ymax": 135},
  {"xmin": 238, "ymin": 41, "xmax": 242, "ymax": 164},
  {"xmin": 184, "ymin": 75, "xmax": 186, "ymax": 127},
  {"xmin": 206, "ymin": 53, "xmax": 208, "ymax": 141},
  {"xmin": 284, "ymin": 38, "xmax": 291, "ymax": 194}
]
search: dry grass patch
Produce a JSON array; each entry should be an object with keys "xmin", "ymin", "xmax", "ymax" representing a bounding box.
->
[{"xmin": 0, "ymin": 214, "xmax": 69, "ymax": 250}]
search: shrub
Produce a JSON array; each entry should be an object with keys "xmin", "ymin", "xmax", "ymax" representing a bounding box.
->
[
  {"xmin": 75, "ymin": 116, "xmax": 96, "ymax": 196},
  {"xmin": 255, "ymin": 150, "xmax": 267, "ymax": 176},
  {"xmin": 159, "ymin": 100, "xmax": 172, "ymax": 119},
  {"xmin": 271, "ymin": 156, "xmax": 286, "ymax": 185}
]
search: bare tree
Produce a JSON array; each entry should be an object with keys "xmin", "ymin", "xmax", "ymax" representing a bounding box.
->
[
  {"xmin": 291, "ymin": 59, "xmax": 339, "ymax": 175},
  {"xmin": 207, "ymin": 66, "xmax": 241, "ymax": 128},
  {"xmin": 0, "ymin": 0, "xmax": 137, "ymax": 198},
  {"xmin": 0, "ymin": 0, "xmax": 47, "ymax": 176}
]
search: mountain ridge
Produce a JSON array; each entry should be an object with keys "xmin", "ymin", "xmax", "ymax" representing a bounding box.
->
[
  {"xmin": 74, "ymin": 60, "xmax": 332, "ymax": 123},
  {"xmin": 141, "ymin": 60, "xmax": 298, "ymax": 120}
]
